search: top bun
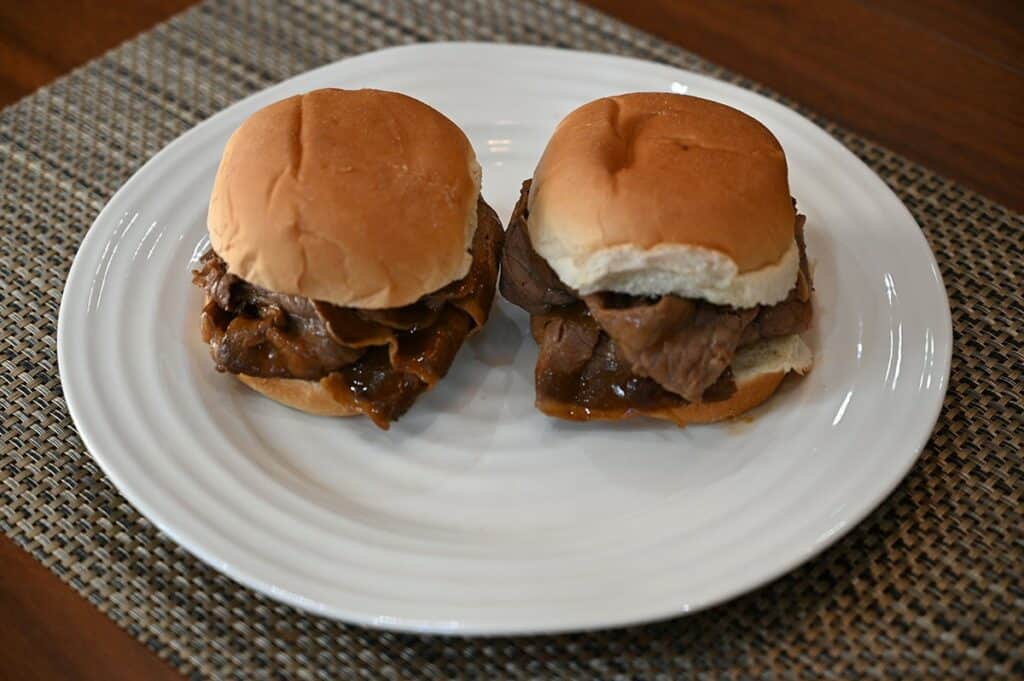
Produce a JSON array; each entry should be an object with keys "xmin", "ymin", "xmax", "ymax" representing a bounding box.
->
[
  {"xmin": 207, "ymin": 88, "xmax": 481, "ymax": 309},
  {"xmin": 527, "ymin": 93, "xmax": 798, "ymax": 308}
]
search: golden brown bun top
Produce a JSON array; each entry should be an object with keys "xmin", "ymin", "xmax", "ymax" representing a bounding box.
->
[
  {"xmin": 527, "ymin": 93, "xmax": 797, "ymax": 302},
  {"xmin": 207, "ymin": 88, "xmax": 481, "ymax": 309}
]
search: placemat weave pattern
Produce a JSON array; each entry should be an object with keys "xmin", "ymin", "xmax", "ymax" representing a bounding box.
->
[{"xmin": 1, "ymin": 1, "xmax": 1021, "ymax": 678}]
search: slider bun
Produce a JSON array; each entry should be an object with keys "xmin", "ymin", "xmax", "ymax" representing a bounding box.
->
[
  {"xmin": 537, "ymin": 334, "xmax": 813, "ymax": 425},
  {"xmin": 528, "ymin": 93, "xmax": 798, "ymax": 307},
  {"xmin": 208, "ymin": 88, "xmax": 481, "ymax": 309}
]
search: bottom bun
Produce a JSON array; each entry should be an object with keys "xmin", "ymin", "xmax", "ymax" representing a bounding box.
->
[
  {"xmin": 238, "ymin": 335, "xmax": 813, "ymax": 425},
  {"xmin": 648, "ymin": 368, "xmax": 789, "ymax": 426},
  {"xmin": 537, "ymin": 334, "xmax": 813, "ymax": 426},
  {"xmin": 237, "ymin": 374, "xmax": 360, "ymax": 417}
]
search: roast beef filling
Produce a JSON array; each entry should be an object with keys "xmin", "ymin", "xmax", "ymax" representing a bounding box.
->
[
  {"xmin": 193, "ymin": 199, "xmax": 504, "ymax": 429},
  {"xmin": 499, "ymin": 181, "xmax": 812, "ymax": 421}
]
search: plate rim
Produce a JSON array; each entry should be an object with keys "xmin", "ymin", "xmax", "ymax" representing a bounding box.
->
[{"xmin": 57, "ymin": 41, "xmax": 953, "ymax": 635}]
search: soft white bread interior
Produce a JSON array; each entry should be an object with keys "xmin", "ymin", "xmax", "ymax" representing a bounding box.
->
[{"xmin": 731, "ymin": 333, "xmax": 813, "ymax": 385}]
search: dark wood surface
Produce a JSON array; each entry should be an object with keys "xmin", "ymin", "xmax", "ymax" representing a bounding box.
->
[
  {"xmin": 584, "ymin": 0, "xmax": 1024, "ymax": 210},
  {"xmin": 2, "ymin": 1, "xmax": 1021, "ymax": 208},
  {"xmin": 0, "ymin": 2, "xmax": 1020, "ymax": 679},
  {"xmin": 0, "ymin": 535, "xmax": 182, "ymax": 681}
]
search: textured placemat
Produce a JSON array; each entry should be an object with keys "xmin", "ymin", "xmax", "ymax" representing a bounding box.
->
[{"xmin": 1, "ymin": 0, "xmax": 1021, "ymax": 678}]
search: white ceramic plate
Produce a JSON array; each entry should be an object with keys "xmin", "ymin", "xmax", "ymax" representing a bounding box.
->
[{"xmin": 58, "ymin": 43, "xmax": 951, "ymax": 635}]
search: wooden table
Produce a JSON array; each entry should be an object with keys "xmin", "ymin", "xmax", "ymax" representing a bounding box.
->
[{"xmin": 0, "ymin": 2, "xmax": 1020, "ymax": 678}]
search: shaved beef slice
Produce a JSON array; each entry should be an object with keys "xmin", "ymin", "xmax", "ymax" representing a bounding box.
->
[
  {"xmin": 499, "ymin": 181, "xmax": 577, "ymax": 314},
  {"xmin": 193, "ymin": 198, "xmax": 503, "ymax": 428},
  {"xmin": 586, "ymin": 295, "xmax": 758, "ymax": 402},
  {"xmin": 498, "ymin": 179, "xmax": 813, "ymax": 418}
]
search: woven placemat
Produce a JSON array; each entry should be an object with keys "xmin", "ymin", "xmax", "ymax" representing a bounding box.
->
[{"xmin": 1, "ymin": 0, "xmax": 1021, "ymax": 678}]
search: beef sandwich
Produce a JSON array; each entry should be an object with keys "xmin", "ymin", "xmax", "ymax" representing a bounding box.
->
[
  {"xmin": 500, "ymin": 93, "xmax": 813, "ymax": 425},
  {"xmin": 193, "ymin": 88, "xmax": 503, "ymax": 429}
]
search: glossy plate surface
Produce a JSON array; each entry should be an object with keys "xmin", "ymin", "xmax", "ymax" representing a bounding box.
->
[{"xmin": 58, "ymin": 43, "xmax": 951, "ymax": 634}]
